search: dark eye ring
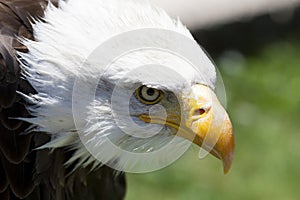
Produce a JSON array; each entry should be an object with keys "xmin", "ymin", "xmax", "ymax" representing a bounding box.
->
[{"xmin": 135, "ymin": 86, "xmax": 163, "ymax": 104}]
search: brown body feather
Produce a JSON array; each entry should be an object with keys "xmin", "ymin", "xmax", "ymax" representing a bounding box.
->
[{"xmin": 0, "ymin": 0, "xmax": 126, "ymax": 199}]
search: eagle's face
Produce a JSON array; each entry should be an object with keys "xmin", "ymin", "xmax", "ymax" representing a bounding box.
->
[
  {"xmin": 21, "ymin": 0, "xmax": 234, "ymax": 173},
  {"xmin": 79, "ymin": 49, "xmax": 234, "ymax": 173}
]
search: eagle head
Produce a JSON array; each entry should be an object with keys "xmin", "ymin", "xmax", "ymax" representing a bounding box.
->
[{"xmin": 20, "ymin": 0, "xmax": 234, "ymax": 174}]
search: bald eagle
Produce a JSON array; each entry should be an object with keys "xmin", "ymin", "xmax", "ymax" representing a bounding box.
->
[{"xmin": 0, "ymin": 0, "xmax": 234, "ymax": 199}]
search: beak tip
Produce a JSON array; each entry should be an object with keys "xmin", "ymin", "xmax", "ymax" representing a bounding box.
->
[
  {"xmin": 221, "ymin": 129, "xmax": 234, "ymax": 175},
  {"xmin": 222, "ymin": 163, "xmax": 231, "ymax": 174},
  {"xmin": 221, "ymin": 151, "xmax": 234, "ymax": 174}
]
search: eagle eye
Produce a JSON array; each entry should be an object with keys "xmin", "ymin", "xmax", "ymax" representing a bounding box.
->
[{"xmin": 135, "ymin": 86, "xmax": 163, "ymax": 105}]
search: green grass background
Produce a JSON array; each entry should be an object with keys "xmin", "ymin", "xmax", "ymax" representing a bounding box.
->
[{"xmin": 125, "ymin": 36, "xmax": 300, "ymax": 200}]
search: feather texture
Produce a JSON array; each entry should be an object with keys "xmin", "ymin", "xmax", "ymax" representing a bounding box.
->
[{"xmin": 0, "ymin": 0, "xmax": 126, "ymax": 199}]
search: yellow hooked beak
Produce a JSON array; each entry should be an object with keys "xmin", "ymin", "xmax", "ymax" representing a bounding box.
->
[{"xmin": 140, "ymin": 84, "xmax": 234, "ymax": 174}]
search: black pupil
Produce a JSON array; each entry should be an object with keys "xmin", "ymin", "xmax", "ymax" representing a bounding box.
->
[{"xmin": 146, "ymin": 88, "xmax": 155, "ymax": 96}]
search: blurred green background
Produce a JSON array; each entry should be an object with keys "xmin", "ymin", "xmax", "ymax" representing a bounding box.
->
[{"xmin": 125, "ymin": 32, "xmax": 300, "ymax": 200}]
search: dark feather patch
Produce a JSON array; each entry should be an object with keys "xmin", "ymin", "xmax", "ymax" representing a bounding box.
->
[
  {"xmin": 0, "ymin": 83, "xmax": 17, "ymax": 108},
  {"xmin": 0, "ymin": 188, "xmax": 9, "ymax": 200},
  {"xmin": 2, "ymin": 156, "xmax": 36, "ymax": 198},
  {"xmin": 0, "ymin": 156, "xmax": 8, "ymax": 193},
  {"xmin": 0, "ymin": 102, "xmax": 27, "ymax": 130},
  {"xmin": 0, "ymin": 125, "xmax": 33, "ymax": 164}
]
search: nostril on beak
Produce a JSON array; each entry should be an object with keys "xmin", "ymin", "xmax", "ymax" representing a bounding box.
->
[{"xmin": 193, "ymin": 108, "xmax": 206, "ymax": 116}]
